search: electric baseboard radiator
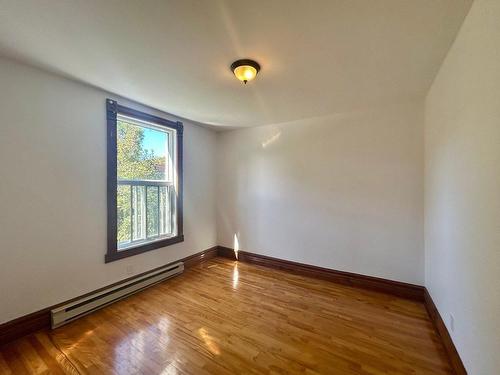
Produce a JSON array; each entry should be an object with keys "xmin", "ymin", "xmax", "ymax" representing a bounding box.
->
[{"xmin": 51, "ymin": 261, "xmax": 184, "ymax": 328}]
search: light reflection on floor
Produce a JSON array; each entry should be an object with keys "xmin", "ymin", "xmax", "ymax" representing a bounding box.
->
[
  {"xmin": 232, "ymin": 263, "xmax": 239, "ymax": 290},
  {"xmin": 198, "ymin": 327, "xmax": 220, "ymax": 355}
]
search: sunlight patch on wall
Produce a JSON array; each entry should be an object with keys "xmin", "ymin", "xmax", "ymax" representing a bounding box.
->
[
  {"xmin": 233, "ymin": 233, "xmax": 240, "ymax": 260},
  {"xmin": 261, "ymin": 130, "xmax": 281, "ymax": 148}
]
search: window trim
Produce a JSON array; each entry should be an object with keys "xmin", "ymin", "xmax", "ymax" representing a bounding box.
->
[{"xmin": 105, "ymin": 99, "xmax": 184, "ymax": 263}]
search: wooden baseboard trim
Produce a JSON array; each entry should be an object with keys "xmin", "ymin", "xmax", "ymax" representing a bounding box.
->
[
  {"xmin": 180, "ymin": 246, "xmax": 218, "ymax": 268},
  {"xmin": 217, "ymin": 246, "xmax": 425, "ymax": 301},
  {"xmin": 0, "ymin": 246, "xmax": 217, "ymax": 346},
  {"xmin": 0, "ymin": 309, "xmax": 50, "ymax": 347},
  {"xmin": 424, "ymin": 289, "xmax": 467, "ymax": 375}
]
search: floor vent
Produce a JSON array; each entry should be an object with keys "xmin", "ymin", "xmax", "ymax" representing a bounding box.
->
[{"xmin": 51, "ymin": 261, "xmax": 184, "ymax": 328}]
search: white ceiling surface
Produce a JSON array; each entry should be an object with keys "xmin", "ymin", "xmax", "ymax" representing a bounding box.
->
[{"xmin": 0, "ymin": 0, "xmax": 472, "ymax": 128}]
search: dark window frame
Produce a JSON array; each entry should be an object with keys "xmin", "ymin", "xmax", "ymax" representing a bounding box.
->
[{"xmin": 105, "ymin": 99, "xmax": 184, "ymax": 263}]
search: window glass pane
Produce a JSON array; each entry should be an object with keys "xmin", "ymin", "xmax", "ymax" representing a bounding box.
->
[
  {"xmin": 146, "ymin": 186, "xmax": 159, "ymax": 238},
  {"xmin": 117, "ymin": 118, "xmax": 168, "ymax": 181},
  {"xmin": 131, "ymin": 185, "xmax": 146, "ymax": 241},
  {"xmin": 160, "ymin": 186, "xmax": 172, "ymax": 236},
  {"xmin": 117, "ymin": 185, "xmax": 131, "ymax": 247}
]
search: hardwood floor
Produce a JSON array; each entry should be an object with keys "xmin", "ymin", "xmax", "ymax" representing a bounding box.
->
[{"xmin": 0, "ymin": 258, "xmax": 452, "ymax": 374}]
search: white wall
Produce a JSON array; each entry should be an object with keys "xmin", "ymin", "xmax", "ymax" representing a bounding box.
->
[
  {"xmin": 0, "ymin": 57, "xmax": 217, "ymax": 324},
  {"xmin": 217, "ymin": 100, "xmax": 424, "ymax": 284},
  {"xmin": 424, "ymin": 1, "xmax": 500, "ymax": 373}
]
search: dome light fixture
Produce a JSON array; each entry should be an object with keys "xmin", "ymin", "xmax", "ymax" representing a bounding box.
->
[{"xmin": 230, "ymin": 59, "xmax": 260, "ymax": 84}]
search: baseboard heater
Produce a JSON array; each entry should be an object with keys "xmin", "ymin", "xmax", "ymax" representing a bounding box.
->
[{"xmin": 51, "ymin": 261, "xmax": 184, "ymax": 328}]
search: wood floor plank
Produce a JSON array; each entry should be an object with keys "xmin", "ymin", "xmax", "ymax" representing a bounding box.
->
[
  {"xmin": 0, "ymin": 352, "xmax": 12, "ymax": 375},
  {"xmin": 0, "ymin": 258, "xmax": 453, "ymax": 374}
]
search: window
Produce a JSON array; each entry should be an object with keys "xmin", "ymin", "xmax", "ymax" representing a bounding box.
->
[{"xmin": 106, "ymin": 99, "xmax": 183, "ymax": 262}]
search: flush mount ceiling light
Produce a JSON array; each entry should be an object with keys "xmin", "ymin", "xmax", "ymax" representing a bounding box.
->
[{"xmin": 230, "ymin": 59, "xmax": 260, "ymax": 84}]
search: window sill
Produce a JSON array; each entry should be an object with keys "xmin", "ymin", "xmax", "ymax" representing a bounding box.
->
[{"xmin": 105, "ymin": 234, "xmax": 184, "ymax": 263}]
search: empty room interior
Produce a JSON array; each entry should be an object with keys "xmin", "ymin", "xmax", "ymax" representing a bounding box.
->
[{"xmin": 0, "ymin": 1, "xmax": 499, "ymax": 374}]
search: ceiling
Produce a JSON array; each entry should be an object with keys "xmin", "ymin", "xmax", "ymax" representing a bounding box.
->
[{"xmin": 0, "ymin": 0, "xmax": 472, "ymax": 128}]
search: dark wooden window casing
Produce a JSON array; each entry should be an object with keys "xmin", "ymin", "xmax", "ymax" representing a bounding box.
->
[{"xmin": 105, "ymin": 99, "xmax": 184, "ymax": 263}]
